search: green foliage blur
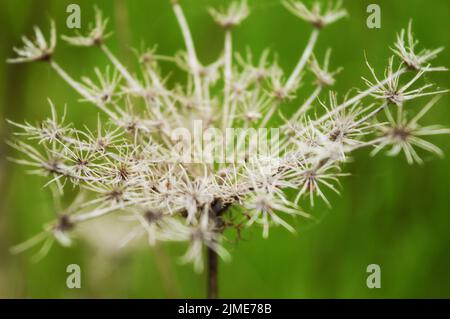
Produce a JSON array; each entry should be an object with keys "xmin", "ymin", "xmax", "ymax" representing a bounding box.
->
[{"xmin": 1, "ymin": 0, "xmax": 449, "ymax": 298}]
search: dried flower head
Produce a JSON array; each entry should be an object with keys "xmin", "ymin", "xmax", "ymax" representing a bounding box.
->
[
  {"xmin": 282, "ymin": 0, "xmax": 347, "ymax": 28},
  {"xmin": 6, "ymin": 2, "xmax": 449, "ymax": 281},
  {"xmin": 392, "ymin": 21, "xmax": 446, "ymax": 71},
  {"xmin": 371, "ymin": 96, "xmax": 450, "ymax": 164},
  {"xmin": 61, "ymin": 7, "xmax": 111, "ymax": 46},
  {"xmin": 363, "ymin": 57, "xmax": 449, "ymax": 106},
  {"xmin": 309, "ymin": 49, "xmax": 342, "ymax": 87},
  {"xmin": 209, "ymin": 0, "xmax": 250, "ymax": 29},
  {"xmin": 7, "ymin": 21, "xmax": 56, "ymax": 63}
]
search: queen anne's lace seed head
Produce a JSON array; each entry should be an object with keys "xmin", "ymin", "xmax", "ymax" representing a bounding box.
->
[
  {"xmin": 7, "ymin": 21, "xmax": 56, "ymax": 63},
  {"xmin": 363, "ymin": 57, "xmax": 449, "ymax": 106},
  {"xmin": 282, "ymin": 0, "xmax": 347, "ymax": 29},
  {"xmin": 371, "ymin": 96, "xmax": 450, "ymax": 165},
  {"xmin": 208, "ymin": 0, "xmax": 250, "ymax": 29},
  {"xmin": 61, "ymin": 7, "xmax": 111, "ymax": 47},
  {"xmin": 392, "ymin": 21, "xmax": 446, "ymax": 72},
  {"xmin": 80, "ymin": 67, "xmax": 121, "ymax": 105},
  {"xmin": 6, "ymin": 4, "xmax": 449, "ymax": 272},
  {"xmin": 309, "ymin": 49, "xmax": 342, "ymax": 87}
]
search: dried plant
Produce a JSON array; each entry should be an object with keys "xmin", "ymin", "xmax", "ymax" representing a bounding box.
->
[{"xmin": 6, "ymin": 1, "xmax": 449, "ymax": 298}]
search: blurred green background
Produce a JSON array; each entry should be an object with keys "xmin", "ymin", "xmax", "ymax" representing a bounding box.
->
[{"xmin": 1, "ymin": 0, "xmax": 450, "ymax": 298}]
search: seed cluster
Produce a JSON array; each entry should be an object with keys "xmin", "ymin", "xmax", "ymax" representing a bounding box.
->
[{"xmin": 7, "ymin": 1, "xmax": 449, "ymax": 271}]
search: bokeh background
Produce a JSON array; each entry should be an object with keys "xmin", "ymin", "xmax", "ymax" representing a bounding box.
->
[{"xmin": 1, "ymin": 0, "xmax": 450, "ymax": 298}]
